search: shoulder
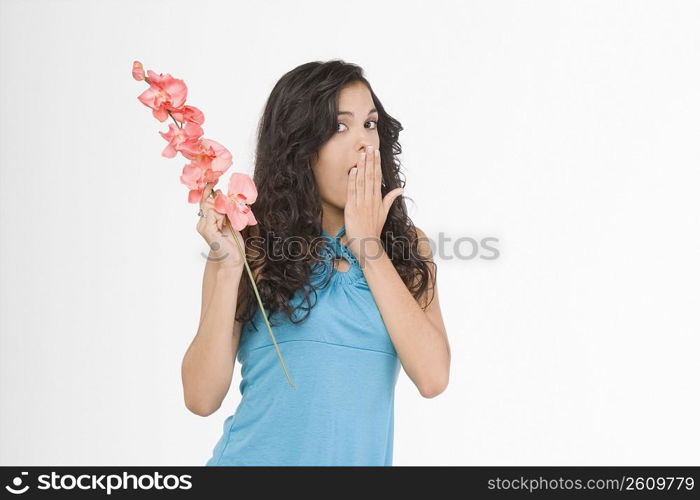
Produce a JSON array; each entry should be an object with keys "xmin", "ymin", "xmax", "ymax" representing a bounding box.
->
[
  {"xmin": 411, "ymin": 225, "xmax": 437, "ymax": 279},
  {"xmin": 413, "ymin": 226, "xmax": 433, "ymax": 261}
]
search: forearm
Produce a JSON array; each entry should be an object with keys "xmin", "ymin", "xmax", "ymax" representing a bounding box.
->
[
  {"xmin": 361, "ymin": 244, "xmax": 450, "ymax": 396},
  {"xmin": 182, "ymin": 265, "xmax": 243, "ymax": 415},
  {"xmin": 199, "ymin": 252, "xmax": 216, "ymax": 322},
  {"xmin": 200, "ymin": 247, "xmax": 240, "ymax": 322}
]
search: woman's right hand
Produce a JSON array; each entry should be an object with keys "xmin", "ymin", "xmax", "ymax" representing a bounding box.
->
[{"xmin": 196, "ymin": 183, "xmax": 246, "ymax": 269}]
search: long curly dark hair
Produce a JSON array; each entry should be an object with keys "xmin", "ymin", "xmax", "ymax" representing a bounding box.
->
[{"xmin": 234, "ymin": 59, "xmax": 435, "ymax": 331}]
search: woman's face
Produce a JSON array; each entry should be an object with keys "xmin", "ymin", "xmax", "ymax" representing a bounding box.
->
[{"xmin": 312, "ymin": 81, "xmax": 380, "ymax": 211}]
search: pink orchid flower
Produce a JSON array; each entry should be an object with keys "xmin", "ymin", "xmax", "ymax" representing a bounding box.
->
[
  {"xmin": 169, "ymin": 105, "xmax": 205, "ymax": 125},
  {"xmin": 177, "ymin": 138, "xmax": 232, "ymax": 173},
  {"xmin": 180, "ymin": 162, "xmax": 228, "ymax": 204},
  {"xmin": 159, "ymin": 121, "xmax": 204, "ymax": 158},
  {"xmin": 137, "ymin": 69, "xmax": 187, "ymax": 122},
  {"xmin": 214, "ymin": 173, "xmax": 258, "ymax": 231}
]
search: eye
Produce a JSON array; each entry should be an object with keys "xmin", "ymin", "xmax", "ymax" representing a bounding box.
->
[{"xmin": 336, "ymin": 119, "xmax": 379, "ymax": 133}]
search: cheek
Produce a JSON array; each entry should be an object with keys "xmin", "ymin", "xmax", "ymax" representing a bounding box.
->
[
  {"xmin": 317, "ymin": 172, "xmax": 349, "ymax": 205},
  {"xmin": 331, "ymin": 174, "xmax": 349, "ymax": 197}
]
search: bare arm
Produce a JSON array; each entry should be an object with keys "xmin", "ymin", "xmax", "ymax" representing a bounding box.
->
[
  {"xmin": 360, "ymin": 227, "xmax": 450, "ymax": 398},
  {"xmin": 199, "ymin": 248, "xmax": 233, "ymax": 323},
  {"xmin": 181, "ymin": 252, "xmax": 245, "ymax": 417}
]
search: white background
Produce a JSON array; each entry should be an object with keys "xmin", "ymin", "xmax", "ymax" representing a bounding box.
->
[{"xmin": 1, "ymin": 0, "xmax": 699, "ymax": 465}]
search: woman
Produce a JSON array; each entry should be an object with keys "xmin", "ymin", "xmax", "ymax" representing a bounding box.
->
[{"xmin": 181, "ymin": 60, "xmax": 451, "ymax": 466}]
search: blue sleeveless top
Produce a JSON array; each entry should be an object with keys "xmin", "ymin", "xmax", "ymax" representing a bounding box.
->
[{"xmin": 205, "ymin": 224, "xmax": 401, "ymax": 466}]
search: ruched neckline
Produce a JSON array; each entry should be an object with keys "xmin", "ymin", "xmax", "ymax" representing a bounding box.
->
[{"xmin": 318, "ymin": 224, "xmax": 365, "ymax": 285}]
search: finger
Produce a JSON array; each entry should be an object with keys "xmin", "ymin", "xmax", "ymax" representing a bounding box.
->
[
  {"xmin": 206, "ymin": 205, "xmax": 221, "ymax": 223},
  {"xmin": 202, "ymin": 206, "xmax": 212, "ymax": 226},
  {"xmin": 207, "ymin": 210, "xmax": 224, "ymax": 235},
  {"xmin": 220, "ymin": 215, "xmax": 234, "ymax": 238},
  {"xmin": 356, "ymin": 151, "xmax": 366, "ymax": 204},
  {"xmin": 206, "ymin": 190, "xmax": 219, "ymax": 200},
  {"xmin": 209, "ymin": 208, "xmax": 221, "ymax": 230},
  {"xmin": 211, "ymin": 189, "xmax": 223, "ymax": 207},
  {"xmin": 366, "ymin": 147, "xmax": 375, "ymax": 204},
  {"xmin": 201, "ymin": 183, "xmax": 214, "ymax": 206},
  {"xmin": 347, "ymin": 166, "xmax": 357, "ymax": 207},
  {"xmin": 203, "ymin": 190, "xmax": 222, "ymax": 216},
  {"xmin": 373, "ymin": 148, "xmax": 382, "ymax": 202}
]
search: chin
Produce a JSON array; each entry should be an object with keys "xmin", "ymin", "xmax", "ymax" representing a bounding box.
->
[
  {"xmin": 322, "ymin": 197, "xmax": 345, "ymax": 211},
  {"xmin": 332, "ymin": 194, "xmax": 347, "ymax": 209}
]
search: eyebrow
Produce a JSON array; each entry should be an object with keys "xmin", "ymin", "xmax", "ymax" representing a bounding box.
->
[{"xmin": 337, "ymin": 107, "xmax": 378, "ymax": 118}]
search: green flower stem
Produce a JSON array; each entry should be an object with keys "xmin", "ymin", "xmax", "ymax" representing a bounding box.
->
[{"xmin": 226, "ymin": 217, "xmax": 297, "ymax": 390}]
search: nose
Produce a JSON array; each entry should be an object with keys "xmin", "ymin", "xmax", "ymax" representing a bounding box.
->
[{"xmin": 357, "ymin": 140, "xmax": 373, "ymax": 154}]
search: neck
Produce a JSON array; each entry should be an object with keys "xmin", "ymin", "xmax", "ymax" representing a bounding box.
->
[{"xmin": 321, "ymin": 203, "xmax": 345, "ymax": 237}]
